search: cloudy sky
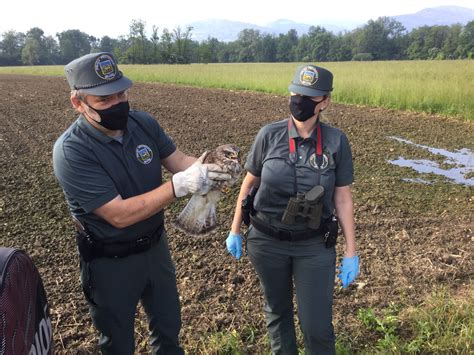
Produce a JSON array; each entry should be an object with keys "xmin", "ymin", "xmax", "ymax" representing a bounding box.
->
[{"xmin": 1, "ymin": 0, "xmax": 473, "ymax": 38}]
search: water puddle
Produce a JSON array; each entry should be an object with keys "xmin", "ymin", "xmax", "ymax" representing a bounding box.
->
[
  {"xmin": 401, "ymin": 177, "xmax": 433, "ymax": 185},
  {"xmin": 387, "ymin": 136, "xmax": 474, "ymax": 186}
]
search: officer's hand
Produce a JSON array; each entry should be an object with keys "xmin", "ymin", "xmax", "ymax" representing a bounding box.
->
[
  {"xmin": 171, "ymin": 155, "xmax": 212, "ymax": 197},
  {"xmin": 337, "ymin": 255, "xmax": 359, "ymax": 288},
  {"xmin": 197, "ymin": 151, "xmax": 232, "ymax": 182},
  {"xmin": 172, "ymin": 152, "xmax": 233, "ymax": 198},
  {"xmin": 226, "ymin": 232, "xmax": 242, "ymax": 260},
  {"xmin": 205, "ymin": 163, "xmax": 232, "ymax": 182}
]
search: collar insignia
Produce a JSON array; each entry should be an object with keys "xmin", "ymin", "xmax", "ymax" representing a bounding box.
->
[{"xmin": 309, "ymin": 152, "xmax": 328, "ymax": 169}]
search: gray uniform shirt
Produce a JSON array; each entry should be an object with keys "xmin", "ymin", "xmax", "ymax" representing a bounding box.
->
[
  {"xmin": 53, "ymin": 110, "xmax": 176, "ymax": 242},
  {"xmin": 245, "ymin": 118, "xmax": 353, "ymax": 228}
]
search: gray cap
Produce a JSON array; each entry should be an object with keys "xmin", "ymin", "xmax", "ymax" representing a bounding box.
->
[
  {"xmin": 288, "ymin": 64, "xmax": 333, "ymax": 97},
  {"xmin": 64, "ymin": 52, "xmax": 132, "ymax": 96}
]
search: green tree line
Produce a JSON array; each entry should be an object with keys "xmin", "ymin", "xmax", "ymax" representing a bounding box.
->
[{"xmin": 1, "ymin": 17, "xmax": 473, "ymax": 66}]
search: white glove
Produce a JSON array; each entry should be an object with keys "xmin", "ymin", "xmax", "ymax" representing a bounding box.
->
[{"xmin": 172, "ymin": 153, "xmax": 232, "ymax": 198}]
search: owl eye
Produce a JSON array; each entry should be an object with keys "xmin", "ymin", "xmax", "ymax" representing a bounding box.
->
[{"xmin": 224, "ymin": 150, "xmax": 238, "ymax": 159}]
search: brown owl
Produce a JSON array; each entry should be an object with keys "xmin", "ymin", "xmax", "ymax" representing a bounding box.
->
[{"xmin": 174, "ymin": 144, "xmax": 242, "ymax": 235}]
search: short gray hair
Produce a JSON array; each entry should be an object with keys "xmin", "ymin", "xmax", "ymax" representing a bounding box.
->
[{"xmin": 71, "ymin": 89, "xmax": 86, "ymax": 101}]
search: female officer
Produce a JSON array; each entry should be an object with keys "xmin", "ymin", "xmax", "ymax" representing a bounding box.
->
[{"xmin": 226, "ymin": 64, "xmax": 359, "ymax": 354}]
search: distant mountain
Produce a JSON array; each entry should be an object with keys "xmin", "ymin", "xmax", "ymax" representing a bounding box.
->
[
  {"xmin": 265, "ymin": 19, "xmax": 351, "ymax": 36},
  {"xmin": 265, "ymin": 19, "xmax": 311, "ymax": 36},
  {"xmin": 187, "ymin": 6, "xmax": 474, "ymax": 42},
  {"xmin": 188, "ymin": 19, "xmax": 358, "ymax": 42},
  {"xmin": 189, "ymin": 19, "xmax": 268, "ymax": 42},
  {"xmin": 392, "ymin": 6, "xmax": 474, "ymax": 31}
]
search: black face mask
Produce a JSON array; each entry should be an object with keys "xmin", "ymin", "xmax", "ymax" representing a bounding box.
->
[
  {"xmin": 289, "ymin": 95, "xmax": 323, "ymax": 122},
  {"xmin": 86, "ymin": 101, "xmax": 130, "ymax": 131}
]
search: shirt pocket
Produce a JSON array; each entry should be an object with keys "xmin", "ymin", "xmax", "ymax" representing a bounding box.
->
[
  {"xmin": 320, "ymin": 151, "xmax": 336, "ymax": 188},
  {"xmin": 261, "ymin": 156, "xmax": 295, "ymax": 198}
]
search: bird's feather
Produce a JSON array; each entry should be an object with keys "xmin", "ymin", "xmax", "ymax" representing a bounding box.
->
[{"xmin": 174, "ymin": 144, "xmax": 241, "ymax": 235}]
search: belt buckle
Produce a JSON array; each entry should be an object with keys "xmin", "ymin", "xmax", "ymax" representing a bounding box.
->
[{"xmin": 136, "ymin": 236, "xmax": 151, "ymax": 249}]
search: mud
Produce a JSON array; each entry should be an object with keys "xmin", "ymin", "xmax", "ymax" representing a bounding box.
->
[{"xmin": 0, "ymin": 74, "xmax": 472, "ymax": 353}]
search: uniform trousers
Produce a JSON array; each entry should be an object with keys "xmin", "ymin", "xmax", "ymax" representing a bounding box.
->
[
  {"xmin": 247, "ymin": 225, "xmax": 336, "ymax": 355},
  {"xmin": 80, "ymin": 232, "xmax": 184, "ymax": 355}
]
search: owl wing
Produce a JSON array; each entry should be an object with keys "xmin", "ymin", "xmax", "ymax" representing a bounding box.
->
[{"xmin": 174, "ymin": 190, "xmax": 222, "ymax": 235}]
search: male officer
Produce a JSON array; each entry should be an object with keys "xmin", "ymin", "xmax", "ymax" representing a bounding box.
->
[{"xmin": 53, "ymin": 52, "xmax": 230, "ymax": 354}]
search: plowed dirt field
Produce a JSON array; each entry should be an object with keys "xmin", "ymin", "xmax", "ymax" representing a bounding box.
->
[{"xmin": 0, "ymin": 74, "xmax": 472, "ymax": 353}]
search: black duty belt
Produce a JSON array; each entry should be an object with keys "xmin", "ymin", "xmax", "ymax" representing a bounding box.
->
[
  {"xmin": 76, "ymin": 222, "xmax": 164, "ymax": 261},
  {"xmin": 101, "ymin": 227, "xmax": 162, "ymax": 258},
  {"xmin": 250, "ymin": 215, "xmax": 323, "ymax": 242}
]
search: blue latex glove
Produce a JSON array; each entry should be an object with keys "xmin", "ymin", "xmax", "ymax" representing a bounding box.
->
[
  {"xmin": 226, "ymin": 232, "xmax": 242, "ymax": 260},
  {"xmin": 338, "ymin": 255, "xmax": 360, "ymax": 288}
]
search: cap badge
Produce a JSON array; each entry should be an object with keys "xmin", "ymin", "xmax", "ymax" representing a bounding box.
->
[
  {"xmin": 136, "ymin": 144, "xmax": 153, "ymax": 164},
  {"xmin": 94, "ymin": 54, "xmax": 117, "ymax": 80},
  {"xmin": 299, "ymin": 66, "xmax": 319, "ymax": 86}
]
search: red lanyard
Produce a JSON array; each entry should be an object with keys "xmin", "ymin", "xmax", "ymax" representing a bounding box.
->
[
  {"xmin": 288, "ymin": 118, "xmax": 323, "ymax": 167},
  {"xmin": 287, "ymin": 118, "xmax": 324, "ymax": 194}
]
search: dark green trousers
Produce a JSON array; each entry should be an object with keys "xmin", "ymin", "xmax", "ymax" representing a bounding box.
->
[
  {"xmin": 247, "ymin": 226, "xmax": 336, "ymax": 355},
  {"xmin": 80, "ymin": 232, "xmax": 184, "ymax": 355}
]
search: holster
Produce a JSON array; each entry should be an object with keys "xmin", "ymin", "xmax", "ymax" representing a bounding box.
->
[
  {"xmin": 242, "ymin": 186, "xmax": 258, "ymax": 226},
  {"xmin": 76, "ymin": 230, "xmax": 102, "ymax": 262},
  {"xmin": 323, "ymin": 215, "xmax": 339, "ymax": 248}
]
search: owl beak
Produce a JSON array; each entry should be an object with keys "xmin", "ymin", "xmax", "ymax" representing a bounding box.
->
[{"xmin": 229, "ymin": 152, "xmax": 239, "ymax": 160}]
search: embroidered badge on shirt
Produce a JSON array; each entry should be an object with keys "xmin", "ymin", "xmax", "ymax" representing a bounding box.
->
[
  {"xmin": 136, "ymin": 144, "xmax": 153, "ymax": 164},
  {"xmin": 309, "ymin": 152, "xmax": 329, "ymax": 169},
  {"xmin": 94, "ymin": 54, "xmax": 117, "ymax": 80},
  {"xmin": 299, "ymin": 66, "xmax": 319, "ymax": 86}
]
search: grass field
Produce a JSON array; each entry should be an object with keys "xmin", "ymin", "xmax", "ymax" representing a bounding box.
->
[{"xmin": 1, "ymin": 61, "xmax": 473, "ymax": 119}]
